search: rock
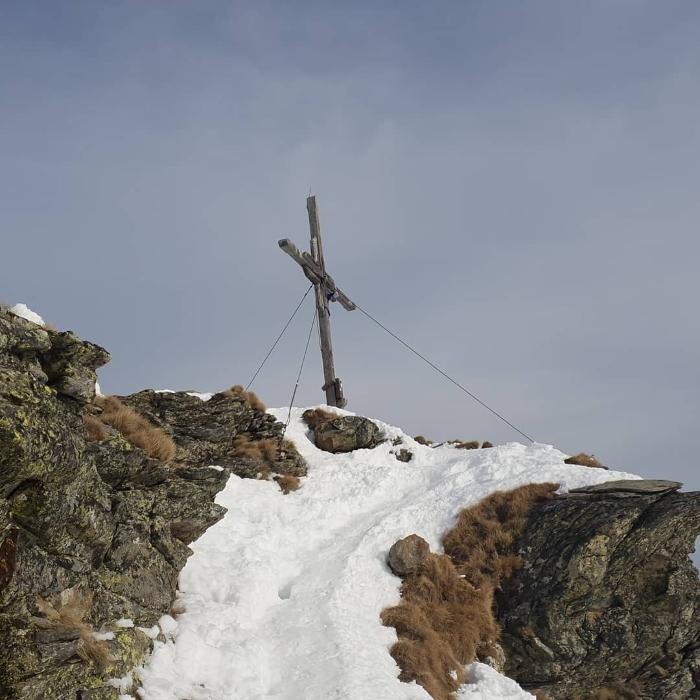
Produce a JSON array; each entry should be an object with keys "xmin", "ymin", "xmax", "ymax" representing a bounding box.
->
[
  {"xmin": 40, "ymin": 331, "xmax": 110, "ymax": 403},
  {"xmin": 309, "ymin": 415, "xmax": 382, "ymax": 453},
  {"xmin": 495, "ymin": 481, "xmax": 700, "ymax": 699},
  {"xmin": 387, "ymin": 535, "xmax": 430, "ymax": 577},
  {"xmin": 393, "ymin": 449, "xmax": 413, "ymax": 463},
  {"xmin": 569, "ymin": 478, "xmax": 682, "ymax": 496},
  {"xmin": 0, "ymin": 308, "xmax": 234, "ymax": 699},
  {"xmin": 118, "ymin": 390, "xmax": 306, "ymax": 478},
  {"xmin": 478, "ymin": 640, "xmax": 506, "ymax": 673}
]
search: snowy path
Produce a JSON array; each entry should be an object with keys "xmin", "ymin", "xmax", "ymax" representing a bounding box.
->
[{"xmin": 138, "ymin": 408, "xmax": 638, "ymax": 700}]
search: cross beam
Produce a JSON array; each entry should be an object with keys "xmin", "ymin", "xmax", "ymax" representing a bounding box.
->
[{"xmin": 278, "ymin": 196, "xmax": 355, "ymax": 408}]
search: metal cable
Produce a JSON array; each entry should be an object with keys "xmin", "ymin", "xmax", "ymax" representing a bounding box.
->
[
  {"xmin": 246, "ymin": 284, "xmax": 314, "ymax": 390},
  {"xmin": 282, "ymin": 303, "xmax": 318, "ymax": 439},
  {"xmin": 353, "ymin": 302, "xmax": 536, "ymax": 443}
]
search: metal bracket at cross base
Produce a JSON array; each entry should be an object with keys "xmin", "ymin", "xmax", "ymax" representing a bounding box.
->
[{"xmin": 322, "ymin": 378, "xmax": 346, "ymax": 409}]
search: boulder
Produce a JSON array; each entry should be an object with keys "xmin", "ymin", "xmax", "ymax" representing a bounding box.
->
[
  {"xmin": 387, "ymin": 535, "xmax": 430, "ymax": 577},
  {"xmin": 309, "ymin": 415, "xmax": 382, "ymax": 453},
  {"xmin": 496, "ymin": 479, "xmax": 700, "ymax": 699}
]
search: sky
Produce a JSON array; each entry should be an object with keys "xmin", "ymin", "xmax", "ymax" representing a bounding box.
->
[{"xmin": 2, "ymin": 1, "xmax": 699, "ymax": 495}]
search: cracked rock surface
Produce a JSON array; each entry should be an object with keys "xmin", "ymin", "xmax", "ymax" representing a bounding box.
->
[{"xmin": 496, "ymin": 479, "xmax": 700, "ymax": 699}]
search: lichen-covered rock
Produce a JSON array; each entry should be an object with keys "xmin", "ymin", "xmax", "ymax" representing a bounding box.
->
[
  {"xmin": 308, "ymin": 415, "xmax": 382, "ymax": 453},
  {"xmin": 118, "ymin": 389, "xmax": 306, "ymax": 477},
  {"xmin": 496, "ymin": 479, "xmax": 700, "ymax": 699},
  {"xmin": 0, "ymin": 307, "xmax": 300, "ymax": 699}
]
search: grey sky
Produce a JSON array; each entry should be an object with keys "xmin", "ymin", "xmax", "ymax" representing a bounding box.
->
[{"xmin": 2, "ymin": 2, "xmax": 699, "ymax": 494}]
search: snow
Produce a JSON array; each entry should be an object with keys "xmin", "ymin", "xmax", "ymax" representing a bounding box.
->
[
  {"xmin": 138, "ymin": 625, "xmax": 161, "ymax": 640},
  {"xmin": 115, "ymin": 618, "xmax": 135, "ymax": 628},
  {"xmin": 158, "ymin": 615, "xmax": 178, "ymax": 637},
  {"xmin": 139, "ymin": 407, "xmax": 639, "ymax": 700},
  {"xmin": 187, "ymin": 391, "xmax": 214, "ymax": 401},
  {"xmin": 92, "ymin": 631, "xmax": 116, "ymax": 641},
  {"xmin": 9, "ymin": 302, "xmax": 45, "ymax": 326},
  {"xmin": 458, "ymin": 663, "xmax": 534, "ymax": 699},
  {"xmin": 109, "ymin": 672, "xmax": 134, "ymax": 693},
  {"xmin": 155, "ymin": 390, "xmax": 214, "ymax": 401}
]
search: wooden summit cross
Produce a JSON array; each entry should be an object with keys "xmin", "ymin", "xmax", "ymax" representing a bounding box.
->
[{"xmin": 278, "ymin": 196, "xmax": 356, "ymax": 408}]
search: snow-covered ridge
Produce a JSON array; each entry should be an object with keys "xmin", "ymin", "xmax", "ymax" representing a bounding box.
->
[{"xmin": 138, "ymin": 407, "xmax": 639, "ymax": 700}]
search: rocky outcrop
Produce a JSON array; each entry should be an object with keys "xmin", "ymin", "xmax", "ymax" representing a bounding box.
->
[
  {"xmin": 0, "ymin": 308, "xmax": 303, "ymax": 699},
  {"xmin": 306, "ymin": 414, "xmax": 383, "ymax": 453},
  {"xmin": 118, "ymin": 389, "xmax": 307, "ymax": 478},
  {"xmin": 496, "ymin": 479, "xmax": 700, "ymax": 699}
]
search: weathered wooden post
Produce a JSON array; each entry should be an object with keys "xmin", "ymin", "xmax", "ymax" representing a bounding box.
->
[{"xmin": 278, "ymin": 196, "xmax": 355, "ymax": 408}]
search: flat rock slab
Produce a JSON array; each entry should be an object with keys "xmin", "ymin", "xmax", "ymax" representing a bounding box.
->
[{"xmin": 569, "ymin": 479, "xmax": 682, "ymax": 495}]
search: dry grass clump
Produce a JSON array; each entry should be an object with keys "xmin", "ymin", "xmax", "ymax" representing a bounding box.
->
[
  {"xmin": 302, "ymin": 407, "xmax": 337, "ymax": 429},
  {"xmin": 233, "ymin": 434, "xmax": 296, "ymax": 478},
  {"xmin": 274, "ymin": 474, "xmax": 301, "ymax": 494},
  {"xmin": 35, "ymin": 588, "xmax": 111, "ymax": 668},
  {"xmin": 83, "ymin": 414, "xmax": 108, "ymax": 442},
  {"xmin": 564, "ymin": 453, "xmax": 605, "ymax": 469},
  {"xmin": 382, "ymin": 483, "xmax": 559, "ymax": 700},
  {"xmin": 442, "ymin": 482, "xmax": 559, "ymax": 587},
  {"xmin": 95, "ymin": 396, "xmax": 176, "ymax": 463},
  {"xmin": 592, "ymin": 682, "xmax": 641, "ymax": 699},
  {"xmin": 414, "ymin": 435, "xmax": 433, "ymax": 446},
  {"xmin": 448, "ymin": 440, "xmax": 480, "ymax": 450},
  {"xmin": 223, "ymin": 385, "xmax": 266, "ymax": 412},
  {"xmin": 381, "ymin": 554, "xmax": 497, "ymax": 700}
]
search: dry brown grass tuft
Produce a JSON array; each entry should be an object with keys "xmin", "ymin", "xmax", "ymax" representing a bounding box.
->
[
  {"xmin": 382, "ymin": 482, "xmax": 559, "ymax": 700},
  {"xmin": 36, "ymin": 588, "xmax": 111, "ymax": 668},
  {"xmin": 83, "ymin": 414, "xmax": 108, "ymax": 442},
  {"xmin": 170, "ymin": 599, "xmax": 186, "ymax": 617},
  {"xmin": 381, "ymin": 553, "xmax": 497, "ymax": 700},
  {"xmin": 442, "ymin": 482, "xmax": 559, "ymax": 588},
  {"xmin": 592, "ymin": 682, "xmax": 642, "ymax": 699},
  {"xmin": 448, "ymin": 440, "xmax": 480, "ymax": 450},
  {"xmin": 302, "ymin": 407, "xmax": 337, "ymax": 429},
  {"xmin": 224, "ymin": 385, "xmax": 267, "ymax": 412},
  {"xmin": 564, "ymin": 453, "xmax": 605, "ymax": 469},
  {"xmin": 414, "ymin": 435, "xmax": 433, "ymax": 446},
  {"xmin": 95, "ymin": 396, "xmax": 177, "ymax": 463},
  {"xmin": 233, "ymin": 434, "xmax": 296, "ymax": 477},
  {"xmin": 232, "ymin": 434, "xmax": 262, "ymax": 460},
  {"xmin": 274, "ymin": 474, "xmax": 301, "ymax": 494}
]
